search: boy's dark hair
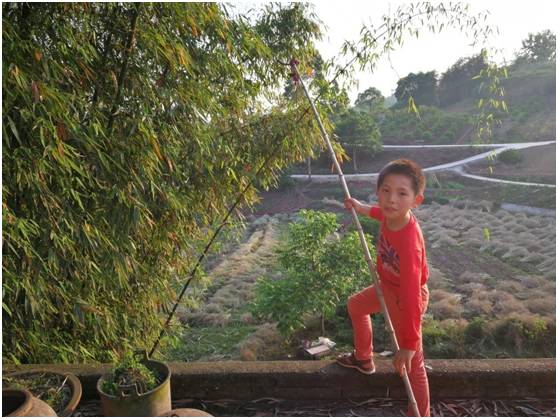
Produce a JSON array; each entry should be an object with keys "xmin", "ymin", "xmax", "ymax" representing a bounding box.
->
[{"xmin": 377, "ymin": 159, "xmax": 425, "ymax": 195}]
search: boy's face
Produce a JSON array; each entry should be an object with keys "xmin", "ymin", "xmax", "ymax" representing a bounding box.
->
[{"xmin": 376, "ymin": 173, "xmax": 423, "ymax": 222}]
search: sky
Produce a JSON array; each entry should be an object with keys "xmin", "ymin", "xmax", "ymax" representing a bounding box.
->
[{"xmin": 310, "ymin": 0, "xmax": 557, "ymax": 102}]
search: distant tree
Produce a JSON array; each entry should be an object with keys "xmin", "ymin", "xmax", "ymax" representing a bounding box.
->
[
  {"xmin": 334, "ymin": 109, "xmax": 381, "ymax": 172},
  {"xmin": 354, "ymin": 86, "xmax": 385, "ymax": 114},
  {"xmin": 394, "ymin": 71, "xmax": 438, "ymax": 107},
  {"xmin": 515, "ymin": 30, "xmax": 556, "ymax": 64},
  {"xmin": 438, "ymin": 53, "xmax": 487, "ymax": 106}
]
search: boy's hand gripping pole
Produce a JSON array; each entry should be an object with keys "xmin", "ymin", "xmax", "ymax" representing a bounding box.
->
[{"xmin": 289, "ymin": 58, "xmax": 420, "ymax": 417}]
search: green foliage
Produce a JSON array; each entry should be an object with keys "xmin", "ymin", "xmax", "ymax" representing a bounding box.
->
[
  {"xmin": 422, "ymin": 316, "xmax": 555, "ymax": 358},
  {"xmin": 497, "ymin": 149, "xmax": 523, "ymax": 165},
  {"xmin": 492, "ymin": 316, "xmax": 555, "ymax": 357},
  {"xmin": 2, "ymin": 2, "xmax": 325, "ymax": 363},
  {"xmin": 165, "ymin": 324, "xmax": 257, "ymax": 362},
  {"xmin": 394, "ymin": 71, "xmax": 438, "ymax": 107},
  {"xmin": 380, "ymin": 106, "xmax": 472, "ymax": 143},
  {"xmin": 101, "ymin": 352, "xmax": 159, "ymax": 396},
  {"xmin": 334, "ymin": 109, "xmax": 382, "ymax": 169},
  {"xmin": 438, "ymin": 53, "xmax": 487, "ymax": 106},
  {"xmin": 251, "ymin": 210, "xmax": 374, "ymax": 336},
  {"xmin": 354, "ymin": 86, "xmax": 385, "ymax": 113},
  {"xmin": 349, "ymin": 215, "xmax": 380, "ymax": 239},
  {"xmin": 514, "ymin": 29, "xmax": 556, "ymax": 65}
]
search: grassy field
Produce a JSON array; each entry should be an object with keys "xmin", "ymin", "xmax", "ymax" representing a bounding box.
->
[
  {"xmin": 165, "ymin": 192, "xmax": 555, "ymax": 361},
  {"xmin": 165, "ymin": 141, "xmax": 555, "ymax": 362}
]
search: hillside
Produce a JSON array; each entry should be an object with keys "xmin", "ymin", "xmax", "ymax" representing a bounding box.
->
[
  {"xmin": 444, "ymin": 61, "xmax": 556, "ymax": 142},
  {"xmin": 376, "ymin": 61, "xmax": 556, "ymax": 145}
]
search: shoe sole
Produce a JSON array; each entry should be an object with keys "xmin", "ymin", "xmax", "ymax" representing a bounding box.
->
[{"xmin": 336, "ymin": 359, "xmax": 376, "ymax": 375}]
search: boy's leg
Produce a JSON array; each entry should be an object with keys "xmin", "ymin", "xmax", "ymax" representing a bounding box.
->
[
  {"xmin": 385, "ymin": 285, "xmax": 430, "ymax": 417},
  {"xmin": 405, "ymin": 346, "xmax": 430, "ymax": 417},
  {"xmin": 347, "ymin": 285, "xmax": 381, "ymax": 360}
]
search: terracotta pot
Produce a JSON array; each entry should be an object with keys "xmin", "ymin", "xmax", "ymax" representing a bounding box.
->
[
  {"xmin": 3, "ymin": 388, "xmax": 57, "ymax": 417},
  {"xmin": 97, "ymin": 358, "xmax": 172, "ymax": 417},
  {"xmin": 4, "ymin": 370, "xmax": 82, "ymax": 417},
  {"xmin": 160, "ymin": 408, "xmax": 213, "ymax": 416}
]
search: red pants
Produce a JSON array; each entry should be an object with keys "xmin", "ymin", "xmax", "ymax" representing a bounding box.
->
[{"xmin": 347, "ymin": 283, "xmax": 430, "ymax": 417}]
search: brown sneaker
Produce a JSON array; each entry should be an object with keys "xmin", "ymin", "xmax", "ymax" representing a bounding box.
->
[{"xmin": 336, "ymin": 351, "xmax": 376, "ymax": 375}]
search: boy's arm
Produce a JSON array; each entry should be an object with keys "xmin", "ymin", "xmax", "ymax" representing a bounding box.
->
[
  {"xmin": 397, "ymin": 245, "xmax": 423, "ymax": 351},
  {"xmin": 344, "ymin": 198, "xmax": 372, "ymax": 216},
  {"xmin": 345, "ymin": 198, "xmax": 384, "ymax": 220}
]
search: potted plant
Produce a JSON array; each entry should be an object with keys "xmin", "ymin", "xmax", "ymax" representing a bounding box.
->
[
  {"xmin": 2, "ymin": 370, "xmax": 82, "ymax": 416},
  {"xmin": 96, "ymin": 351, "xmax": 171, "ymax": 416}
]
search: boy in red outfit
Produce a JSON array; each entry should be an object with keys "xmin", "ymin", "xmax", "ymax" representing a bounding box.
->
[{"xmin": 338, "ymin": 158, "xmax": 430, "ymax": 417}]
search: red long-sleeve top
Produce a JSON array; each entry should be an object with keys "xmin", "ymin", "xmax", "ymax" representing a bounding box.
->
[{"xmin": 369, "ymin": 206, "xmax": 429, "ymax": 351}]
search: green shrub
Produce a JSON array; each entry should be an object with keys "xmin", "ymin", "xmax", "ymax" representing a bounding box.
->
[
  {"xmin": 251, "ymin": 210, "xmax": 375, "ymax": 337},
  {"xmin": 349, "ymin": 215, "xmax": 380, "ymax": 239},
  {"xmin": 464, "ymin": 317, "xmax": 491, "ymax": 346},
  {"xmin": 276, "ymin": 168, "xmax": 296, "ymax": 190},
  {"xmin": 422, "ymin": 318, "xmax": 455, "ymax": 357},
  {"xmin": 421, "ymin": 130, "xmax": 433, "ymax": 141},
  {"xmin": 101, "ymin": 352, "xmax": 160, "ymax": 396},
  {"xmin": 498, "ymin": 149, "xmax": 523, "ymax": 165},
  {"xmin": 444, "ymin": 181, "xmax": 466, "ymax": 190}
]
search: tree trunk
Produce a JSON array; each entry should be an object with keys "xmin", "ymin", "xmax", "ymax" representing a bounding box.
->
[
  {"xmin": 320, "ymin": 314, "xmax": 325, "ymax": 336},
  {"xmin": 353, "ymin": 147, "xmax": 357, "ymax": 172},
  {"xmin": 307, "ymin": 156, "xmax": 312, "ymax": 180}
]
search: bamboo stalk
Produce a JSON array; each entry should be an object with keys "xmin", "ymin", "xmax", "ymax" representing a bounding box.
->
[
  {"xmin": 107, "ymin": 4, "xmax": 140, "ymax": 134},
  {"xmin": 290, "ymin": 59, "xmax": 421, "ymax": 417}
]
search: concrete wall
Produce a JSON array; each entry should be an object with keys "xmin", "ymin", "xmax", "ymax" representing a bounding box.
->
[{"xmin": 4, "ymin": 358, "xmax": 555, "ymax": 401}]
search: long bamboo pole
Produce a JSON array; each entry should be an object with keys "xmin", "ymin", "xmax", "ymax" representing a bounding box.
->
[{"xmin": 290, "ymin": 59, "xmax": 420, "ymax": 417}]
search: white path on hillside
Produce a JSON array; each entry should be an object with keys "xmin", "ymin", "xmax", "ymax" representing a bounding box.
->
[
  {"xmin": 382, "ymin": 141, "xmax": 554, "ymax": 149},
  {"xmin": 291, "ymin": 140, "xmax": 556, "ymax": 187},
  {"xmin": 452, "ymin": 166, "xmax": 556, "ymax": 188}
]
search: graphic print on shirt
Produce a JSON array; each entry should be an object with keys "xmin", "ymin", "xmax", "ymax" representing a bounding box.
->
[{"xmin": 378, "ymin": 233, "xmax": 400, "ymax": 276}]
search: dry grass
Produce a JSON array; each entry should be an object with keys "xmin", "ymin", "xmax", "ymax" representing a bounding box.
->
[
  {"xmin": 429, "ymin": 289, "xmax": 464, "ymax": 319},
  {"xmin": 235, "ymin": 323, "xmax": 285, "ymax": 360},
  {"xmin": 495, "ymin": 293, "xmax": 530, "ymax": 317},
  {"xmin": 526, "ymin": 296, "xmax": 556, "ymax": 317},
  {"xmin": 182, "ymin": 216, "xmax": 282, "ymax": 326},
  {"xmin": 427, "ymin": 267, "xmax": 453, "ymax": 290}
]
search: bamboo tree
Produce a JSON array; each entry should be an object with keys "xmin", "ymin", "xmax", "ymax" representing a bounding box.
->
[{"xmin": 2, "ymin": 2, "xmax": 324, "ymax": 364}]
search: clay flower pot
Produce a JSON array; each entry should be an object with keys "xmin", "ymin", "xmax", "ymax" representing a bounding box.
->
[
  {"xmin": 97, "ymin": 358, "xmax": 171, "ymax": 417},
  {"xmin": 3, "ymin": 388, "xmax": 57, "ymax": 417},
  {"xmin": 160, "ymin": 408, "xmax": 213, "ymax": 416},
  {"xmin": 3, "ymin": 370, "xmax": 82, "ymax": 417}
]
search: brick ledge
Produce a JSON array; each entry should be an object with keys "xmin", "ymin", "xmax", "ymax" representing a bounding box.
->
[{"xmin": 4, "ymin": 358, "xmax": 555, "ymax": 400}]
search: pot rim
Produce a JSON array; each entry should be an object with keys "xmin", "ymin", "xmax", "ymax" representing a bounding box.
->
[
  {"xmin": 4, "ymin": 369, "xmax": 82, "ymax": 417},
  {"xmin": 3, "ymin": 388, "xmax": 33, "ymax": 417},
  {"xmin": 96, "ymin": 359, "xmax": 171, "ymax": 400}
]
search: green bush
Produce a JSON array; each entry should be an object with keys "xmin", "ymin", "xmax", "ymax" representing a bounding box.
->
[
  {"xmin": 349, "ymin": 215, "xmax": 380, "ymax": 239},
  {"xmin": 276, "ymin": 168, "xmax": 296, "ymax": 190},
  {"xmin": 464, "ymin": 317, "xmax": 491, "ymax": 346},
  {"xmin": 498, "ymin": 149, "xmax": 523, "ymax": 165},
  {"xmin": 101, "ymin": 352, "xmax": 159, "ymax": 396},
  {"xmin": 251, "ymin": 210, "xmax": 375, "ymax": 337},
  {"xmin": 422, "ymin": 318, "xmax": 455, "ymax": 357}
]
